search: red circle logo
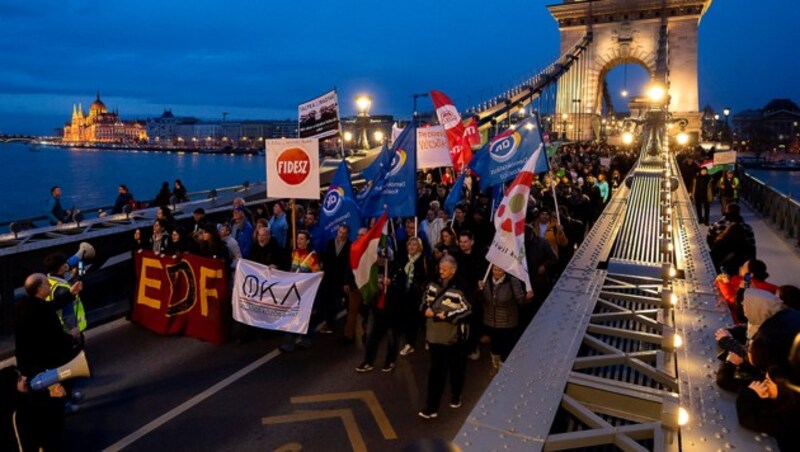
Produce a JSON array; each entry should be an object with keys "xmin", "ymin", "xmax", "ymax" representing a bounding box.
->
[{"xmin": 276, "ymin": 147, "xmax": 311, "ymax": 185}]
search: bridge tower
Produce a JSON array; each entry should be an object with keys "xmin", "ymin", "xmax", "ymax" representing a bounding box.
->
[{"xmin": 550, "ymin": 0, "xmax": 713, "ymax": 140}]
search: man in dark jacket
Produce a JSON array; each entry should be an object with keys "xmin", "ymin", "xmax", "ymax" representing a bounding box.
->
[
  {"xmin": 15, "ymin": 273, "xmax": 82, "ymax": 451},
  {"xmin": 319, "ymin": 224, "xmax": 353, "ymax": 334},
  {"xmin": 418, "ymin": 255, "xmax": 471, "ymax": 420},
  {"xmin": 248, "ymin": 226, "xmax": 285, "ymax": 269},
  {"xmin": 691, "ymin": 167, "xmax": 713, "ymax": 225}
]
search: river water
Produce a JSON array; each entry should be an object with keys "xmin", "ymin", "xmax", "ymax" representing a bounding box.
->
[
  {"xmin": 745, "ymin": 169, "xmax": 800, "ymax": 198},
  {"xmin": 1, "ymin": 142, "xmax": 797, "ymax": 223},
  {"xmin": 0, "ymin": 142, "xmax": 266, "ymax": 222}
]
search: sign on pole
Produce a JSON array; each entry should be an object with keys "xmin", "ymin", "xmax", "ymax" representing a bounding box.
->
[
  {"xmin": 298, "ymin": 89, "xmax": 340, "ymax": 139},
  {"xmin": 266, "ymin": 138, "xmax": 320, "ymax": 200},
  {"xmin": 713, "ymin": 150, "xmax": 737, "ymax": 166},
  {"xmin": 416, "ymin": 125, "xmax": 453, "ymax": 169}
]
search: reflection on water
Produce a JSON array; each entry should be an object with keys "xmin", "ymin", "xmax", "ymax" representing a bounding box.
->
[{"xmin": 0, "ymin": 142, "xmax": 265, "ymax": 222}]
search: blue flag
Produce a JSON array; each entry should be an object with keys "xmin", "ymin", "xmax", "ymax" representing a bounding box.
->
[
  {"xmin": 321, "ymin": 160, "xmax": 362, "ymax": 242},
  {"xmin": 361, "ymin": 122, "xmax": 418, "ymax": 218},
  {"xmin": 444, "ymin": 171, "xmax": 467, "ymax": 215},
  {"xmin": 490, "ymin": 183, "xmax": 504, "ymax": 220},
  {"xmin": 469, "ymin": 116, "xmax": 549, "ymax": 190},
  {"xmin": 356, "ymin": 142, "xmax": 392, "ymax": 208}
]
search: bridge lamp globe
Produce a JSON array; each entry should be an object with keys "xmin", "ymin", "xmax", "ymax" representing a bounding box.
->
[
  {"xmin": 621, "ymin": 89, "xmax": 629, "ymax": 98},
  {"xmin": 343, "ymin": 131, "xmax": 353, "ymax": 142},
  {"xmin": 678, "ymin": 407, "xmax": 689, "ymax": 427},
  {"xmin": 622, "ymin": 132, "xmax": 634, "ymax": 145},
  {"xmin": 356, "ymin": 95, "xmax": 372, "ymax": 116},
  {"xmin": 518, "ymin": 107, "xmax": 526, "ymax": 116},
  {"xmin": 373, "ymin": 130, "xmax": 384, "ymax": 142},
  {"xmin": 647, "ymin": 84, "xmax": 666, "ymax": 103},
  {"xmin": 723, "ymin": 107, "xmax": 731, "ymax": 118},
  {"xmin": 525, "ymin": 122, "xmax": 535, "ymax": 131},
  {"xmin": 677, "ymin": 133, "xmax": 689, "ymax": 146}
]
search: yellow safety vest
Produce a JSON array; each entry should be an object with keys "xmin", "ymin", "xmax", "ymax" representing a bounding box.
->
[{"xmin": 46, "ymin": 275, "xmax": 87, "ymax": 332}]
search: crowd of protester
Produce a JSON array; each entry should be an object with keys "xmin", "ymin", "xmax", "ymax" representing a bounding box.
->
[
  {"xmin": 2, "ymin": 141, "xmax": 643, "ymax": 449},
  {"xmin": 677, "ymin": 146, "xmax": 800, "ymax": 449}
]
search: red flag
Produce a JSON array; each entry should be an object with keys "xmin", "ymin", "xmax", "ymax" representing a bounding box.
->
[
  {"xmin": 430, "ymin": 90, "xmax": 466, "ymax": 167},
  {"xmin": 454, "ymin": 117, "xmax": 481, "ymax": 170}
]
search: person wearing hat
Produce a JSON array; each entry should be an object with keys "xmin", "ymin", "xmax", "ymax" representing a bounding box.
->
[
  {"xmin": 269, "ymin": 201, "xmax": 289, "ymax": 249},
  {"xmin": 43, "ymin": 254, "xmax": 87, "ymax": 341}
]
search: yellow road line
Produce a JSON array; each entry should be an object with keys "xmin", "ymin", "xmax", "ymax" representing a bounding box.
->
[
  {"xmin": 290, "ymin": 390, "xmax": 398, "ymax": 440},
  {"xmin": 262, "ymin": 409, "xmax": 366, "ymax": 452}
]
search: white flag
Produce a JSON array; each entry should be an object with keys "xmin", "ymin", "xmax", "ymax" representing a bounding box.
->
[
  {"xmin": 232, "ymin": 259, "xmax": 323, "ymax": 334},
  {"xmin": 485, "ymin": 147, "xmax": 544, "ymax": 291}
]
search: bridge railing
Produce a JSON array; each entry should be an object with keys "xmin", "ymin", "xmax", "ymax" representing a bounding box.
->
[{"xmin": 739, "ymin": 171, "xmax": 800, "ymax": 247}]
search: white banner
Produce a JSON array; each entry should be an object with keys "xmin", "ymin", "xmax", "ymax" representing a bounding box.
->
[
  {"xmin": 266, "ymin": 138, "xmax": 320, "ymax": 199},
  {"xmin": 298, "ymin": 89, "xmax": 340, "ymax": 139},
  {"xmin": 416, "ymin": 125, "xmax": 453, "ymax": 169},
  {"xmin": 713, "ymin": 150, "xmax": 737, "ymax": 166},
  {"xmin": 232, "ymin": 259, "xmax": 323, "ymax": 334},
  {"xmin": 391, "ymin": 122, "xmax": 403, "ymax": 145}
]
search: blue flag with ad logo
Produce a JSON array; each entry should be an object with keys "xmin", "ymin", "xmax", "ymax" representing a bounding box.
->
[
  {"xmin": 356, "ymin": 142, "xmax": 392, "ymax": 208},
  {"xmin": 360, "ymin": 121, "xmax": 417, "ymax": 218},
  {"xmin": 469, "ymin": 116, "xmax": 548, "ymax": 190},
  {"xmin": 321, "ymin": 160, "xmax": 362, "ymax": 242}
]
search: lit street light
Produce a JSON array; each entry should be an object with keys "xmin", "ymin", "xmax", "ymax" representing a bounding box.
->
[
  {"xmin": 647, "ymin": 83, "xmax": 666, "ymax": 104},
  {"xmin": 373, "ymin": 130, "xmax": 384, "ymax": 143},
  {"xmin": 622, "ymin": 131, "xmax": 634, "ymax": 145},
  {"xmin": 356, "ymin": 95, "xmax": 372, "ymax": 150}
]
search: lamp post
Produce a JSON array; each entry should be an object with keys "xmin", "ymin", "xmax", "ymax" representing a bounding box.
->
[
  {"xmin": 723, "ymin": 107, "xmax": 731, "ymax": 147},
  {"xmin": 411, "ymin": 93, "xmax": 429, "ymax": 117},
  {"xmin": 356, "ymin": 95, "xmax": 372, "ymax": 150},
  {"xmin": 561, "ymin": 113, "xmax": 569, "ymax": 141}
]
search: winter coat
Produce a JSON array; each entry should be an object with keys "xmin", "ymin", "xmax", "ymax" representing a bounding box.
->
[{"xmin": 481, "ymin": 275, "xmax": 527, "ymax": 329}]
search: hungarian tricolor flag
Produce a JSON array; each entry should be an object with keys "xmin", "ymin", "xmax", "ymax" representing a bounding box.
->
[
  {"xmin": 350, "ymin": 212, "xmax": 388, "ymax": 303},
  {"xmin": 700, "ymin": 159, "xmax": 726, "ymax": 175},
  {"xmin": 430, "ymin": 90, "xmax": 467, "ymax": 168},
  {"xmin": 485, "ymin": 145, "xmax": 547, "ymax": 291}
]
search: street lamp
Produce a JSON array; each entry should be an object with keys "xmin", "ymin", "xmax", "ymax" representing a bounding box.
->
[
  {"xmin": 373, "ymin": 130, "xmax": 384, "ymax": 143},
  {"xmin": 355, "ymin": 95, "xmax": 372, "ymax": 150},
  {"xmin": 647, "ymin": 83, "xmax": 667, "ymax": 104},
  {"xmin": 343, "ymin": 131, "xmax": 353, "ymax": 142},
  {"xmin": 622, "ymin": 132, "xmax": 634, "ymax": 145},
  {"xmin": 723, "ymin": 107, "xmax": 731, "ymax": 147},
  {"xmin": 561, "ymin": 113, "xmax": 569, "ymax": 141}
]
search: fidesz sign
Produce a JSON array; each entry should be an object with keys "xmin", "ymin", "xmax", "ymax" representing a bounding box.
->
[{"xmin": 266, "ymin": 138, "xmax": 320, "ymax": 200}]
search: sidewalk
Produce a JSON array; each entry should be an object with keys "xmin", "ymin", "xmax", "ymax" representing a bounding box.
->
[{"xmin": 706, "ymin": 201, "xmax": 800, "ymax": 285}]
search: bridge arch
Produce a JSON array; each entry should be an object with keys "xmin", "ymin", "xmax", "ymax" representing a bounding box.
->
[
  {"xmin": 550, "ymin": 0, "xmax": 710, "ymax": 139},
  {"xmin": 594, "ymin": 56, "xmax": 654, "ymax": 115}
]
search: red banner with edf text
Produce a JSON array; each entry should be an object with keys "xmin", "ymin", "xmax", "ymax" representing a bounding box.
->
[{"xmin": 132, "ymin": 250, "xmax": 230, "ymax": 344}]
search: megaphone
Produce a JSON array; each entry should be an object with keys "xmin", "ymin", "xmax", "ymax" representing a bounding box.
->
[
  {"xmin": 29, "ymin": 350, "xmax": 91, "ymax": 391},
  {"xmin": 66, "ymin": 242, "xmax": 96, "ymax": 269}
]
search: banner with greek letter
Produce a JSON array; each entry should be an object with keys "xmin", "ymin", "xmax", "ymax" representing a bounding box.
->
[
  {"xmin": 132, "ymin": 250, "xmax": 230, "ymax": 344},
  {"xmin": 232, "ymin": 259, "xmax": 324, "ymax": 334}
]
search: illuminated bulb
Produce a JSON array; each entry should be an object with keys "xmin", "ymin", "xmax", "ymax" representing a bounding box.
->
[
  {"xmin": 669, "ymin": 267, "xmax": 677, "ymax": 278},
  {"xmin": 622, "ymin": 132, "xmax": 634, "ymax": 145},
  {"xmin": 673, "ymin": 334, "xmax": 683, "ymax": 348},
  {"xmin": 621, "ymin": 89, "xmax": 629, "ymax": 98},
  {"xmin": 678, "ymin": 407, "xmax": 689, "ymax": 426},
  {"xmin": 677, "ymin": 133, "xmax": 689, "ymax": 145},
  {"xmin": 509, "ymin": 124, "xmax": 516, "ymax": 130},
  {"xmin": 671, "ymin": 293, "xmax": 678, "ymax": 305},
  {"xmin": 519, "ymin": 107, "xmax": 526, "ymax": 116},
  {"xmin": 343, "ymin": 131, "xmax": 353, "ymax": 142},
  {"xmin": 525, "ymin": 122, "xmax": 535, "ymax": 131},
  {"xmin": 373, "ymin": 130, "xmax": 384, "ymax": 142},
  {"xmin": 647, "ymin": 84, "xmax": 666, "ymax": 103}
]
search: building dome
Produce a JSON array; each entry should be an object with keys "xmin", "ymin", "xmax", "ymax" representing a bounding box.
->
[{"xmin": 90, "ymin": 92, "xmax": 107, "ymax": 115}]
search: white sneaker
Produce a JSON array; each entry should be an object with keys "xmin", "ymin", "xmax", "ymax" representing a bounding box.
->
[{"xmin": 399, "ymin": 344, "xmax": 415, "ymax": 356}]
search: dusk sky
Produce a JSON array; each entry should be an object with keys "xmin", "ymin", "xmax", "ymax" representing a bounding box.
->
[{"xmin": 1, "ymin": 0, "xmax": 798, "ymax": 135}]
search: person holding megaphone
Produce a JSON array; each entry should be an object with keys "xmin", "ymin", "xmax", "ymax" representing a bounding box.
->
[{"xmin": 14, "ymin": 273, "xmax": 84, "ymax": 451}]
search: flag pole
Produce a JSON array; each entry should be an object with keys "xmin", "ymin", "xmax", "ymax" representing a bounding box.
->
[
  {"xmin": 290, "ymin": 198, "xmax": 296, "ymax": 250},
  {"xmin": 482, "ymin": 264, "xmax": 492, "ymax": 283}
]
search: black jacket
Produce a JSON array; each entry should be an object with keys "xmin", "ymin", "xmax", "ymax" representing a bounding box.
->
[{"xmin": 14, "ymin": 294, "xmax": 79, "ymax": 378}]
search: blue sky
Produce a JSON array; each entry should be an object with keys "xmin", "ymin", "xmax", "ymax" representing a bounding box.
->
[{"xmin": 0, "ymin": 0, "xmax": 798, "ymax": 135}]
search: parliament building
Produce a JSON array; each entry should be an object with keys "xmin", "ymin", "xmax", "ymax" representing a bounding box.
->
[{"xmin": 63, "ymin": 93, "xmax": 147, "ymax": 143}]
